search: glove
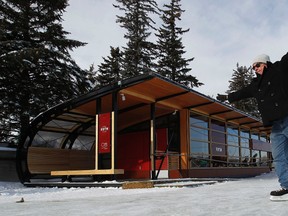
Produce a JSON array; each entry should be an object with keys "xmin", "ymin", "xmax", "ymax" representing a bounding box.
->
[{"xmin": 216, "ymin": 94, "xmax": 228, "ymax": 102}]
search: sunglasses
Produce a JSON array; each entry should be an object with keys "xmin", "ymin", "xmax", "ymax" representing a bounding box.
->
[{"xmin": 252, "ymin": 63, "xmax": 261, "ymax": 70}]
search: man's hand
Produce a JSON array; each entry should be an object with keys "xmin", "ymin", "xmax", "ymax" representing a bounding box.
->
[{"xmin": 216, "ymin": 94, "xmax": 228, "ymax": 102}]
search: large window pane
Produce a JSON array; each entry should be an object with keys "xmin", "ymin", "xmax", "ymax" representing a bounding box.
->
[
  {"xmin": 241, "ymin": 148, "xmax": 250, "ymax": 159},
  {"xmin": 228, "ymin": 145, "xmax": 239, "ymax": 157},
  {"xmin": 190, "ymin": 115, "xmax": 208, "ymax": 128},
  {"xmin": 211, "ymin": 131, "xmax": 225, "ymax": 144},
  {"xmin": 228, "ymin": 156, "xmax": 240, "ymax": 167},
  {"xmin": 241, "ymin": 138, "xmax": 249, "ymax": 148},
  {"xmin": 190, "ymin": 140, "xmax": 209, "ymax": 154},
  {"xmin": 190, "ymin": 127, "xmax": 208, "ymax": 142},
  {"xmin": 251, "ymin": 133, "xmax": 259, "ymax": 140},
  {"xmin": 211, "ymin": 143, "xmax": 226, "ymax": 156},
  {"xmin": 260, "ymin": 134, "xmax": 268, "ymax": 142},
  {"xmin": 227, "ymin": 134, "xmax": 238, "ymax": 146},
  {"xmin": 71, "ymin": 135, "xmax": 95, "ymax": 150},
  {"xmin": 261, "ymin": 152, "xmax": 269, "ymax": 166},
  {"xmin": 45, "ymin": 120, "xmax": 77, "ymax": 130},
  {"xmin": 240, "ymin": 130, "xmax": 250, "ymax": 138},
  {"xmin": 211, "ymin": 119, "xmax": 225, "ymax": 132},
  {"xmin": 190, "ymin": 154, "xmax": 210, "ymax": 167},
  {"xmin": 32, "ymin": 131, "xmax": 65, "ymax": 148},
  {"xmin": 227, "ymin": 125, "xmax": 238, "ymax": 136},
  {"xmin": 251, "ymin": 150, "xmax": 260, "ymax": 166}
]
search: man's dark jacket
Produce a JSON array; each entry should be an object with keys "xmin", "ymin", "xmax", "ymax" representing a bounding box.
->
[{"xmin": 228, "ymin": 52, "xmax": 288, "ymax": 127}]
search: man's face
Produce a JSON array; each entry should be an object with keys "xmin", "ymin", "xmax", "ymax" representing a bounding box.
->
[{"xmin": 252, "ymin": 62, "xmax": 267, "ymax": 75}]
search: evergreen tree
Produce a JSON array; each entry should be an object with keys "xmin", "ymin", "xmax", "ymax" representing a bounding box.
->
[
  {"xmin": 85, "ymin": 63, "xmax": 98, "ymax": 88},
  {"xmin": 156, "ymin": 0, "xmax": 202, "ymax": 88},
  {"xmin": 226, "ymin": 63, "xmax": 260, "ymax": 118},
  {"xmin": 96, "ymin": 46, "xmax": 122, "ymax": 88},
  {"xmin": 0, "ymin": 0, "xmax": 91, "ymax": 143},
  {"xmin": 113, "ymin": 0, "xmax": 159, "ymax": 78}
]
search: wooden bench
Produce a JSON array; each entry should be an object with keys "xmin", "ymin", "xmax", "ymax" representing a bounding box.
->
[
  {"xmin": 27, "ymin": 146, "xmax": 124, "ymax": 176},
  {"xmin": 28, "ymin": 147, "xmax": 94, "ymax": 174},
  {"xmin": 51, "ymin": 169, "xmax": 124, "ymax": 176}
]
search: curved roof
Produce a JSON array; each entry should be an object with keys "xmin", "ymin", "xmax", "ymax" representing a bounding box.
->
[{"xmin": 22, "ymin": 72, "xmax": 270, "ymax": 150}]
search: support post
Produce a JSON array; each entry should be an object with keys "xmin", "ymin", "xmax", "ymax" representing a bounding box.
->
[
  {"xmin": 95, "ymin": 114, "xmax": 99, "ymax": 170},
  {"xmin": 150, "ymin": 103, "xmax": 156, "ymax": 179},
  {"xmin": 95, "ymin": 98, "xmax": 101, "ymax": 170},
  {"xmin": 112, "ymin": 91, "xmax": 118, "ymax": 170}
]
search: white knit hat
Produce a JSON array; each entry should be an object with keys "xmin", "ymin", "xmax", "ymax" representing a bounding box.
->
[{"xmin": 252, "ymin": 54, "xmax": 270, "ymax": 65}]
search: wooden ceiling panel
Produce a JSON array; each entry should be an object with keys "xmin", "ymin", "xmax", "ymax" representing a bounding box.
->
[
  {"xmin": 37, "ymin": 74, "xmax": 268, "ymax": 136},
  {"xmin": 72, "ymin": 100, "xmax": 97, "ymax": 116}
]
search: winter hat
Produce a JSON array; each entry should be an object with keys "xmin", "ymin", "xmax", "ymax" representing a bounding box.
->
[{"xmin": 252, "ymin": 54, "xmax": 270, "ymax": 65}]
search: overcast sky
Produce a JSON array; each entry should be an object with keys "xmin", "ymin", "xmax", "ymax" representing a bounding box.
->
[{"xmin": 62, "ymin": 0, "xmax": 288, "ymax": 96}]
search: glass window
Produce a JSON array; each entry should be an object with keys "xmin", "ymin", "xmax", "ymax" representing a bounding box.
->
[
  {"xmin": 240, "ymin": 130, "xmax": 250, "ymax": 138},
  {"xmin": 227, "ymin": 127, "xmax": 240, "ymax": 167},
  {"xmin": 241, "ymin": 147, "xmax": 250, "ymax": 158},
  {"xmin": 190, "ymin": 127, "xmax": 208, "ymax": 142},
  {"xmin": 45, "ymin": 120, "xmax": 77, "ymax": 130},
  {"xmin": 251, "ymin": 150, "xmax": 259, "ymax": 166},
  {"xmin": 190, "ymin": 113, "xmax": 209, "ymax": 159},
  {"xmin": 71, "ymin": 135, "xmax": 95, "ymax": 150},
  {"xmin": 190, "ymin": 155, "xmax": 210, "ymax": 167},
  {"xmin": 190, "ymin": 115, "xmax": 208, "ymax": 128},
  {"xmin": 228, "ymin": 145, "xmax": 239, "ymax": 157},
  {"xmin": 211, "ymin": 119, "xmax": 225, "ymax": 132},
  {"xmin": 227, "ymin": 125, "xmax": 238, "ymax": 136},
  {"xmin": 228, "ymin": 156, "xmax": 240, "ymax": 167},
  {"xmin": 32, "ymin": 131, "xmax": 66, "ymax": 148},
  {"xmin": 211, "ymin": 131, "xmax": 225, "ymax": 144},
  {"xmin": 61, "ymin": 112, "xmax": 93, "ymax": 123},
  {"xmin": 261, "ymin": 151, "xmax": 269, "ymax": 166},
  {"xmin": 212, "ymin": 155, "xmax": 227, "ymax": 167},
  {"xmin": 251, "ymin": 133, "xmax": 259, "ymax": 140},
  {"xmin": 241, "ymin": 134, "xmax": 251, "ymax": 166},
  {"xmin": 260, "ymin": 134, "xmax": 268, "ymax": 142},
  {"xmin": 190, "ymin": 140, "xmax": 209, "ymax": 154},
  {"xmin": 211, "ymin": 143, "xmax": 226, "ymax": 156},
  {"xmin": 227, "ymin": 134, "xmax": 238, "ymax": 146},
  {"xmin": 189, "ymin": 112, "xmax": 269, "ymax": 168},
  {"xmin": 241, "ymin": 137, "xmax": 249, "ymax": 148}
]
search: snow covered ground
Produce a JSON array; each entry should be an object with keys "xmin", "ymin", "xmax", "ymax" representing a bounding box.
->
[{"xmin": 1, "ymin": 171, "xmax": 288, "ymax": 216}]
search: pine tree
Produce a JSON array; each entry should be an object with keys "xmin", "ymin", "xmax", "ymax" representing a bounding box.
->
[
  {"xmin": 85, "ymin": 63, "xmax": 98, "ymax": 88},
  {"xmin": 96, "ymin": 46, "xmax": 122, "ymax": 88},
  {"xmin": 226, "ymin": 63, "xmax": 260, "ymax": 118},
  {"xmin": 113, "ymin": 0, "xmax": 159, "ymax": 78},
  {"xmin": 0, "ymin": 0, "xmax": 91, "ymax": 143},
  {"xmin": 156, "ymin": 0, "xmax": 202, "ymax": 88}
]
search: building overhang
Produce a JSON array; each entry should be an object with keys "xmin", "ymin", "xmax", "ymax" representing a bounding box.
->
[{"xmin": 29, "ymin": 72, "xmax": 270, "ymax": 137}]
